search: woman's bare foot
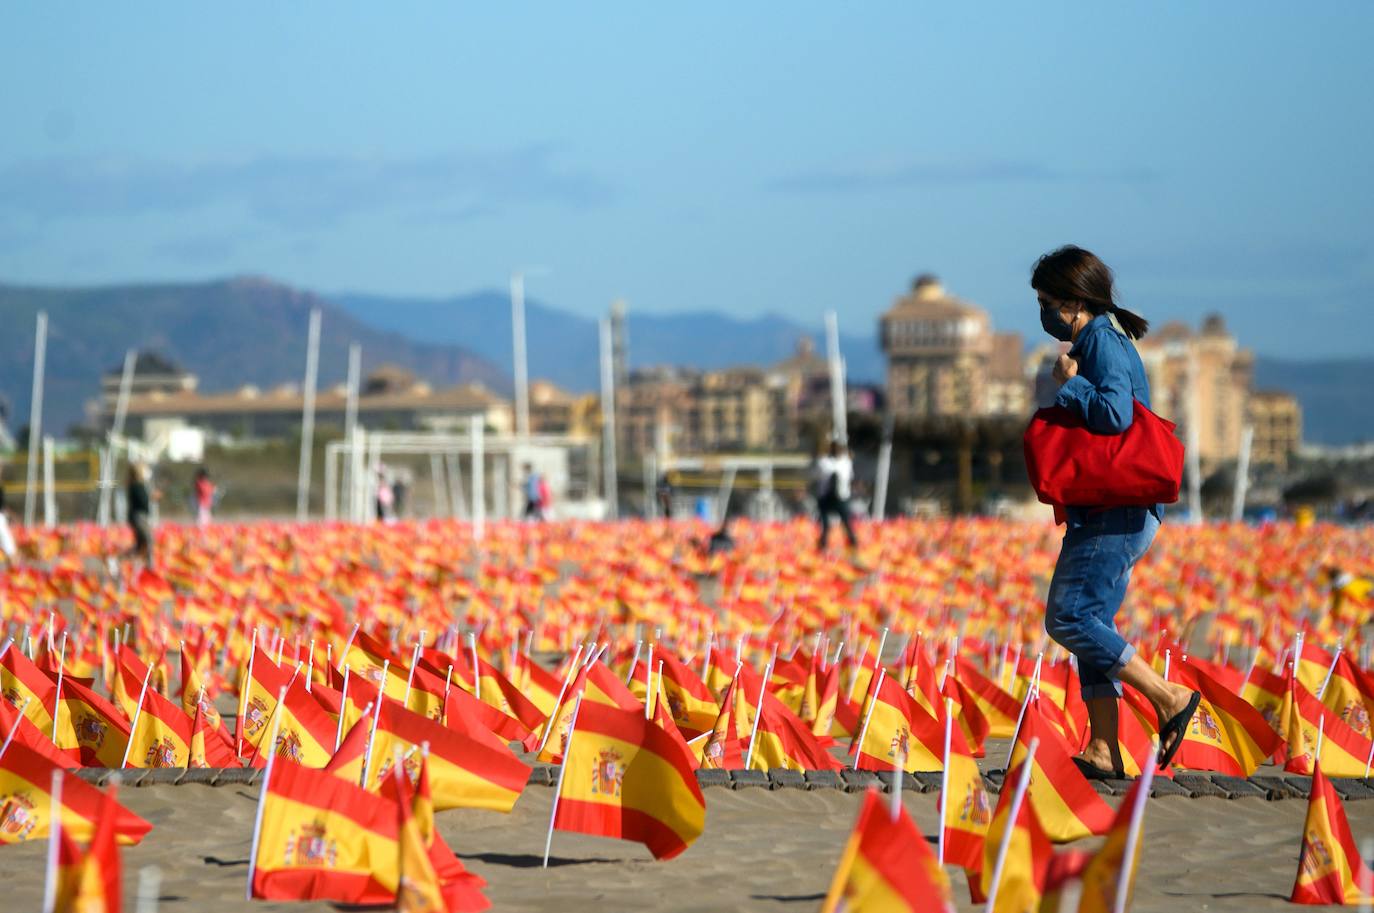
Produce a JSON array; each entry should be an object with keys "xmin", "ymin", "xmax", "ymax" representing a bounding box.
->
[
  {"xmin": 1153, "ymin": 682, "xmax": 1199, "ymax": 754},
  {"xmin": 1074, "ymin": 738, "xmax": 1122, "ymax": 774}
]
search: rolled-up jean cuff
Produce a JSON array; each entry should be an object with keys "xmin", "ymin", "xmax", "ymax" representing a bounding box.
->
[{"xmin": 1080, "ymin": 643, "xmax": 1136, "ymax": 700}]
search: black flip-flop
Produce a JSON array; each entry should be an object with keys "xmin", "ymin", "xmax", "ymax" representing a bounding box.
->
[
  {"xmin": 1072, "ymin": 756, "xmax": 1126, "ymax": 781},
  {"xmin": 1156, "ymin": 691, "xmax": 1202, "ymax": 770}
]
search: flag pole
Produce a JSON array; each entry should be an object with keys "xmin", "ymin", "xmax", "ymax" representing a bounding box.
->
[
  {"xmin": 50, "ymin": 632, "xmax": 66, "ymax": 742},
  {"xmin": 334, "ymin": 665, "xmax": 351, "ymax": 751},
  {"xmin": 1315, "ymin": 715, "xmax": 1326, "ymax": 767},
  {"xmin": 852, "ymin": 668, "xmax": 886, "ymax": 764},
  {"xmin": 245, "ymin": 691, "xmax": 286, "ymax": 901},
  {"xmin": 121, "ymin": 663, "xmax": 156, "ymax": 768},
  {"xmin": 0, "ymin": 697, "xmax": 32, "ymax": 762},
  {"xmin": 441, "ymin": 665, "xmax": 454, "ymax": 728},
  {"xmin": 43, "ymin": 769, "xmax": 62, "ymax": 913},
  {"xmin": 889, "ymin": 744, "xmax": 905, "ymax": 822},
  {"xmin": 537, "ymin": 646, "xmax": 584, "ymax": 756},
  {"xmin": 361, "ymin": 669, "xmax": 387, "ymax": 787},
  {"xmin": 644, "ymin": 643, "xmax": 655, "ymax": 719},
  {"xmin": 468, "ymin": 633, "xmax": 481, "ymax": 701},
  {"xmin": 984, "ymin": 737, "xmax": 1039, "ymax": 913},
  {"xmin": 1318, "ymin": 647, "xmax": 1343, "ymax": 700},
  {"xmin": 625, "ymin": 640, "xmax": 643, "ymax": 686},
  {"xmin": 745, "ymin": 657, "xmax": 775, "ymax": 770},
  {"xmin": 1004, "ymin": 653, "xmax": 1043, "ymax": 769},
  {"xmin": 237, "ymin": 629, "xmax": 258, "ymax": 759},
  {"xmin": 1113, "ymin": 740, "xmax": 1159, "ymax": 913},
  {"xmin": 543, "ymin": 692, "xmax": 585, "ymax": 868},
  {"xmin": 938, "ymin": 696, "xmax": 953, "ymax": 866}
]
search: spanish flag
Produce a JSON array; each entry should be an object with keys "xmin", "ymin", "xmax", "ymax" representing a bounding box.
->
[
  {"xmin": 1284, "ymin": 678, "xmax": 1374, "ymax": 777},
  {"xmin": 190, "ymin": 693, "xmax": 238, "ymax": 768},
  {"xmin": 0, "ymin": 695, "xmax": 73, "ymax": 767},
  {"xmin": 532, "ymin": 660, "xmax": 641, "ymax": 763},
  {"xmin": 390, "ymin": 756, "xmax": 447, "ymax": 913},
  {"xmin": 1242, "ymin": 662, "xmax": 1291, "ymax": 739},
  {"xmin": 0, "ymin": 741, "xmax": 152, "ymax": 846},
  {"xmin": 1318, "ymin": 652, "xmax": 1374, "ymax": 741},
  {"xmin": 1290, "ymin": 760, "xmax": 1374, "ymax": 904},
  {"xmin": 1008, "ymin": 699, "xmax": 1114, "ymax": 843},
  {"xmin": 180, "ymin": 647, "xmax": 233, "ymax": 749},
  {"xmin": 1074, "ymin": 774, "xmax": 1152, "ymax": 913},
  {"xmin": 250, "ymin": 759, "xmax": 400, "ymax": 904},
  {"xmin": 979, "ymin": 758, "xmax": 1052, "ymax": 913},
  {"xmin": 852, "ymin": 672, "xmax": 943, "ymax": 773},
  {"xmin": 325, "ymin": 699, "xmax": 528, "ymax": 812},
  {"xmin": 552, "ymin": 701, "xmax": 706, "ymax": 860},
  {"xmin": 954, "ymin": 657, "xmax": 1020, "ymax": 739},
  {"xmin": 748, "ymin": 689, "xmax": 842, "ymax": 772},
  {"xmin": 1171, "ymin": 660, "xmax": 1281, "ymax": 776},
  {"xmin": 655, "ymin": 652, "xmax": 721, "ymax": 739},
  {"xmin": 121, "ymin": 659, "xmax": 192, "ymax": 770},
  {"xmin": 0, "ymin": 640, "xmax": 57, "ymax": 734},
  {"xmin": 700, "ymin": 667, "xmax": 746, "ymax": 770},
  {"xmin": 245, "ymin": 673, "xmax": 337, "ymax": 769},
  {"xmin": 940, "ymin": 709, "xmax": 991, "ymax": 873},
  {"xmin": 47, "ymin": 775, "xmax": 122, "ymax": 913},
  {"xmin": 820, "ymin": 789, "xmax": 956, "ymax": 913}
]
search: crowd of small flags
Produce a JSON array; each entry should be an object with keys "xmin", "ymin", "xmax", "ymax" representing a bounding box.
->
[{"xmin": 0, "ymin": 517, "xmax": 1372, "ymax": 910}]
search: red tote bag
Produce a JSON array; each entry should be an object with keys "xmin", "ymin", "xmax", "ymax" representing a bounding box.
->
[{"xmin": 1022, "ymin": 400, "xmax": 1185, "ymax": 507}]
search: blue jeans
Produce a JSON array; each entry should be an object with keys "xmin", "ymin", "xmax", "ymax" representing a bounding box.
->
[{"xmin": 1045, "ymin": 506, "xmax": 1160, "ymax": 700}]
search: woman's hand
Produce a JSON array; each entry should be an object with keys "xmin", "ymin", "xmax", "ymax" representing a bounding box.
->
[{"xmin": 1053, "ymin": 354, "xmax": 1079, "ymax": 384}]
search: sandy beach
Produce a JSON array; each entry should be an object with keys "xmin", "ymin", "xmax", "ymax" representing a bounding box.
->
[{"xmin": 2, "ymin": 777, "xmax": 1367, "ymax": 912}]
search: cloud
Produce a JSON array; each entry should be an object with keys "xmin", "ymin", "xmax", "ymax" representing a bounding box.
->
[
  {"xmin": 0, "ymin": 146, "xmax": 614, "ymax": 228},
  {"xmin": 766, "ymin": 160, "xmax": 1158, "ymax": 193}
]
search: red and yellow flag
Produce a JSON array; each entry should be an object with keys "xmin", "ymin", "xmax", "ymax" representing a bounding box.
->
[
  {"xmin": 748, "ymin": 689, "xmax": 841, "ymax": 772},
  {"xmin": 1007, "ymin": 699, "xmax": 1114, "ymax": 843},
  {"xmin": 979, "ymin": 758, "xmax": 1053, "ymax": 913},
  {"xmin": 0, "ymin": 741, "xmax": 152, "ymax": 846},
  {"xmin": 955, "ymin": 657, "xmax": 1020, "ymax": 739},
  {"xmin": 1283, "ymin": 678, "xmax": 1374, "ymax": 777},
  {"xmin": 941, "ymin": 712, "xmax": 992, "ymax": 873},
  {"xmin": 1291, "ymin": 761, "xmax": 1374, "ymax": 905},
  {"xmin": 50, "ymin": 777, "xmax": 122, "ymax": 913},
  {"xmin": 552, "ymin": 701, "xmax": 706, "ymax": 860},
  {"xmin": 53, "ymin": 678, "xmax": 131, "ymax": 769},
  {"xmin": 1171, "ymin": 660, "xmax": 1281, "ymax": 776},
  {"xmin": 250, "ymin": 759, "xmax": 400, "ymax": 905},
  {"xmin": 852, "ymin": 673, "xmax": 943, "ymax": 773},
  {"xmin": 820, "ymin": 788, "xmax": 955, "ymax": 913}
]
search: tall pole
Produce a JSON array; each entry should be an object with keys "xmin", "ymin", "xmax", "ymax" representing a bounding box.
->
[
  {"xmin": 24, "ymin": 311, "xmax": 47, "ymax": 527},
  {"xmin": 873, "ymin": 408, "xmax": 895, "ymax": 521},
  {"xmin": 343, "ymin": 342, "xmax": 361, "ymax": 444},
  {"xmin": 824, "ymin": 311, "xmax": 846, "ymax": 445},
  {"xmin": 99, "ymin": 348, "xmax": 137, "ymax": 526},
  {"xmin": 295, "ymin": 308, "xmax": 322, "ymax": 522},
  {"xmin": 599, "ymin": 316, "xmax": 619, "ymax": 519},
  {"xmin": 511, "ymin": 272, "xmax": 530, "ymax": 439},
  {"xmin": 1186, "ymin": 347, "xmax": 1203, "ymax": 523},
  {"xmin": 41, "ymin": 436, "xmax": 56, "ymax": 526},
  {"xmin": 470, "ymin": 414, "xmax": 485, "ymax": 542},
  {"xmin": 1231, "ymin": 424, "xmax": 1254, "ymax": 523}
]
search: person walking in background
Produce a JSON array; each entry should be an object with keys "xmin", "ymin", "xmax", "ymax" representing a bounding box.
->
[
  {"xmin": 1031, "ymin": 245, "xmax": 1200, "ymax": 776},
  {"xmin": 125, "ymin": 462, "xmax": 159, "ymax": 569},
  {"xmin": 814, "ymin": 440, "xmax": 858, "ymax": 553},
  {"xmin": 0, "ymin": 460, "xmax": 16, "ymax": 565},
  {"xmin": 522, "ymin": 463, "xmax": 545, "ymax": 521},
  {"xmin": 374, "ymin": 462, "xmax": 394, "ymax": 523},
  {"xmin": 193, "ymin": 466, "xmax": 216, "ymax": 527}
]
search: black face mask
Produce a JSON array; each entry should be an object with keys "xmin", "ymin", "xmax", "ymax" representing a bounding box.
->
[{"xmin": 1040, "ymin": 306, "xmax": 1075, "ymax": 342}]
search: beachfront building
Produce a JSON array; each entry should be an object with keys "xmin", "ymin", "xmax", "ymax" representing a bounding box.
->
[
  {"xmin": 1248, "ymin": 390, "xmax": 1303, "ymax": 471},
  {"xmin": 99, "ymin": 351, "xmax": 199, "ymax": 412},
  {"xmin": 1137, "ymin": 314, "xmax": 1255, "ymax": 469},
  {"xmin": 112, "ymin": 364, "xmax": 513, "ymax": 441},
  {"xmin": 879, "ymin": 274, "xmax": 996, "ymax": 419}
]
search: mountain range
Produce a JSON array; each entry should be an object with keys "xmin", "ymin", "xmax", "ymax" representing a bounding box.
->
[{"xmin": 0, "ymin": 276, "xmax": 1367, "ymax": 447}]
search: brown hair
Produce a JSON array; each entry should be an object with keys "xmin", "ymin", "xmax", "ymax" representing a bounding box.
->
[{"xmin": 1030, "ymin": 245, "xmax": 1148, "ymax": 340}]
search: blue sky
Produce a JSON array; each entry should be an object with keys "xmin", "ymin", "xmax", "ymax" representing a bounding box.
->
[{"xmin": 1, "ymin": 3, "xmax": 1371, "ymax": 357}]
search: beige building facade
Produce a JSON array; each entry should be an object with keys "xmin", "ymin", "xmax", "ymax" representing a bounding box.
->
[{"xmin": 1248, "ymin": 390, "xmax": 1303, "ymax": 470}]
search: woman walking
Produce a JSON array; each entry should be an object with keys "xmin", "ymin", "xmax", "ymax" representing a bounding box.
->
[
  {"xmin": 1032, "ymin": 245, "xmax": 1200, "ymax": 775},
  {"xmin": 125, "ymin": 462, "xmax": 159, "ymax": 570}
]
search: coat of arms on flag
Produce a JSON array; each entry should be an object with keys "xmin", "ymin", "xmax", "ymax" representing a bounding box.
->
[
  {"xmin": 284, "ymin": 819, "xmax": 339, "ymax": 868},
  {"xmin": 591, "ymin": 748, "xmax": 625, "ymax": 798},
  {"xmin": 0, "ymin": 791, "xmax": 38, "ymax": 840}
]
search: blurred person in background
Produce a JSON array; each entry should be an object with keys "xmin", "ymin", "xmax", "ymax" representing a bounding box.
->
[
  {"xmin": 125, "ymin": 462, "xmax": 159, "ymax": 569},
  {"xmin": 814, "ymin": 440, "xmax": 857, "ymax": 553},
  {"xmin": 0, "ymin": 459, "xmax": 16, "ymax": 565},
  {"xmin": 522, "ymin": 462, "xmax": 545, "ymax": 521},
  {"xmin": 193, "ymin": 466, "xmax": 216, "ymax": 526}
]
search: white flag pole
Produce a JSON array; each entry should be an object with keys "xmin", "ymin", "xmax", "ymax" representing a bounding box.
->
[
  {"xmin": 468, "ymin": 634, "xmax": 481, "ymax": 701},
  {"xmin": 237, "ymin": 629, "xmax": 258, "ymax": 759},
  {"xmin": 984, "ymin": 737, "xmax": 1039, "ymax": 913},
  {"xmin": 121, "ymin": 663, "xmax": 156, "ymax": 768},
  {"xmin": 50, "ymin": 632, "xmax": 67, "ymax": 742},
  {"xmin": 245, "ymin": 694, "xmax": 285, "ymax": 901},
  {"xmin": 1004, "ymin": 652, "xmax": 1043, "ymax": 769},
  {"xmin": 334, "ymin": 665, "xmax": 351, "ymax": 752},
  {"xmin": 0, "ymin": 697, "xmax": 32, "ymax": 762},
  {"xmin": 625, "ymin": 640, "xmax": 643, "ymax": 686},
  {"xmin": 1112, "ymin": 741, "xmax": 1159, "ymax": 913},
  {"xmin": 543, "ymin": 692, "xmax": 585, "ymax": 868},
  {"xmin": 853, "ymin": 668, "xmax": 887, "ymax": 762},
  {"xmin": 295, "ymin": 307, "xmax": 322, "ymax": 522},
  {"xmin": 744, "ymin": 657, "xmax": 775, "ymax": 770},
  {"xmin": 43, "ymin": 768, "xmax": 62, "ymax": 913},
  {"xmin": 938, "ymin": 696, "xmax": 953, "ymax": 866},
  {"xmin": 24, "ymin": 311, "xmax": 48, "ymax": 528},
  {"xmin": 537, "ymin": 646, "xmax": 585, "ymax": 756}
]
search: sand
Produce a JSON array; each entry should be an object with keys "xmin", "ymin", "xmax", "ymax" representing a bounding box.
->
[{"xmin": 2, "ymin": 779, "xmax": 1368, "ymax": 912}]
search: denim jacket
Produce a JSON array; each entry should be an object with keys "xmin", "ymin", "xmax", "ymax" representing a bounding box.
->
[{"xmin": 1053, "ymin": 313, "xmax": 1163, "ymax": 525}]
